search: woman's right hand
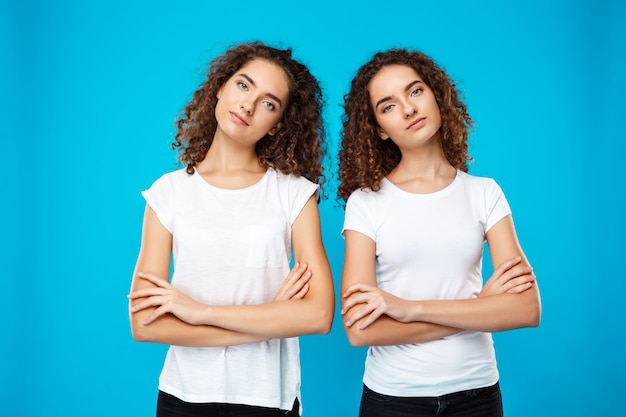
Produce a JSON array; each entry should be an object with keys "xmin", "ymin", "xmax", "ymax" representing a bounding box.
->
[
  {"xmin": 273, "ymin": 262, "xmax": 312, "ymax": 302},
  {"xmin": 480, "ymin": 257, "xmax": 535, "ymax": 297}
]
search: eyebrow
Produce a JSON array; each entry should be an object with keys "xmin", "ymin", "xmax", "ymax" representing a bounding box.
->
[
  {"xmin": 374, "ymin": 80, "xmax": 424, "ymax": 109},
  {"xmin": 240, "ymin": 73, "xmax": 283, "ymax": 108}
]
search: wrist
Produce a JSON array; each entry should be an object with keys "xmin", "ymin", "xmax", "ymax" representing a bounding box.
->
[
  {"xmin": 193, "ymin": 304, "xmax": 214, "ymax": 326},
  {"xmin": 406, "ymin": 300, "xmax": 424, "ymax": 322}
]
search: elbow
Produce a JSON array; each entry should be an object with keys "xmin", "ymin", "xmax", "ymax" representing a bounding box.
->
[
  {"xmin": 130, "ymin": 312, "xmax": 154, "ymax": 343},
  {"xmin": 526, "ymin": 302, "xmax": 542, "ymax": 328},
  {"xmin": 311, "ymin": 305, "xmax": 334, "ymax": 335},
  {"xmin": 518, "ymin": 297, "xmax": 541, "ymax": 329},
  {"xmin": 344, "ymin": 326, "xmax": 369, "ymax": 347},
  {"xmin": 130, "ymin": 321, "xmax": 150, "ymax": 343}
]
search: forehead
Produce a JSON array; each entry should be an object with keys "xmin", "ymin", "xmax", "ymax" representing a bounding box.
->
[
  {"xmin": 235, "ymin": 58, "xmax": 290, "ymax": 98},
  {"xmin": 368, "ymin": 65, "xmax": 422, "ymax": 95}
]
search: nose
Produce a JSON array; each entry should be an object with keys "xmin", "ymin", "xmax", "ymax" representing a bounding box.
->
[
  {"xmin": 403, "ymin": 102, "xmax": 416, "ymax": 118},
  {"xmin": 240, "ymin": 101, "xmax": 254, "ymax": 115}
]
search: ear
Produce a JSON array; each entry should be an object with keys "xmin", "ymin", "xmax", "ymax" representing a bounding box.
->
[
  {"xmin": 268, "ymin": 121, "xmax": 283, "ymax": 136},
  {"xmin": 377, "ymin": 126, "xmax": 390, "ymax": 140},
  {"xmin": 216, "ymin": 85, "xmax": 223, "ymax": 99}
]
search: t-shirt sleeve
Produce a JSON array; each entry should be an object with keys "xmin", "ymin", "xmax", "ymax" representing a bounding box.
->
[
  {"xmin": 484, "ymin": 179, "xmax": 512, "ymax": 233},
  {"xmin": 286, "ymin": 175, "xmax": 320, "ymax": 225},
  {"xmin": 141, "ymin": 174, "xmax": 174, "ymax": 233},
  {"xmin": 342, "ymin": 190, "xmax": 377, "ymax": 241}
]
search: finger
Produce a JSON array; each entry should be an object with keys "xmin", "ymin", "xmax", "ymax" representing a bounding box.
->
[
  {"xmin": 503, "ymin": 273, "xmax": 536, "ymax": 293},
  {"xmin": 289, "ymin": 262, "xmax": 308, "ymax": 279},
  {"xmin": 493, "ymin": 257, "xmax": 522, "ymax": 275},
  {"xmin": 358, "ymin": 306, "xmax": 385, "ymax": 330},
  {"xmin": 143, "ymin": 305, "xmax": 169, "ymax": 325},
  {"xmin": 280, "ymin": 263, "xmax": 308, "ymax": 289},
  {"xmin": 498, "ymin": 266, "xmax": 534, "ymax": 286},
  {"xmin": 490, "ymin": 257, "xmax": 523, "ymax": 283},
  {"xmin": 292, "ymin": 283, "xmax": 310, "ymax": 300},
  {"xmin": 291, "ymin": 271, "xmax": 312, "ymax": 297},
  {"xmin": 506, "ymin": 281, "xmax": 534, "ymax": 294},
  {"xmin": 344, "ymin": 299, "xmax": 380, "ymax": 326},
  {"xmin": 343, "ymin": 283, "xmax": 376, "ymax": 298},
  {"xmin": 128, "ymin": 287, "xmax": 168, "ymax": 299},
  {"xmin": 137, "ymin": 272, "xmax": 171, "ymax": 287},
  {"xmin": 283, "ymin": 270, "xmax": 312, "ymax": 300},
  {"xmin": 130, "ymin": 295, "xmax": 166, "ymax": 313},
  {"xmin": 342, "ymin": 292, "xmax": 376, "ymax": 314}
]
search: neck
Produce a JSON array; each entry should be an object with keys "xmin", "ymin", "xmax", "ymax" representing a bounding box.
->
[
  {"xmin": 197, "ymin": 131, "xmax": 263, "ymax": 174},
  {"xmin": 391, "ymin": 141, "xmax": 454, "ymax": 182}
]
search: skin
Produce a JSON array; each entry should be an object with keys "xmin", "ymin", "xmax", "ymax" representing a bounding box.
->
[
  {"xmin": 128, "ymin": 58, "xmax": 334, "ymax": 347},
  {"xmin": 341, "ymin": 64, "xmax": 541, "ymax": 347}
]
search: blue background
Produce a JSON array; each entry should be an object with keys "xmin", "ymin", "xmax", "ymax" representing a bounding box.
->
[{"xmin": 2, "ymin": 0, "xmax": 625, "ymax": 416}]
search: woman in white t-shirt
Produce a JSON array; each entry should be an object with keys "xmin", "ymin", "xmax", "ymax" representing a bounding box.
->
[
  {"xmin": 338, "ymin": 49, "xmax": 541, "ymax": 417},
  {"xmin": 128, "ymin": 42, "xmax": 334, "ymax": 417}
]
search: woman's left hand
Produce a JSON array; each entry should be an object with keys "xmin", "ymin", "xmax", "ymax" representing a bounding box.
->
[
  {"xmin": 128, "ymin": 272, "xmax": 208, "ymax": 325},
  {"xmin": 342, "ymin": 283, "xmax": 413, "ymax": 329}
]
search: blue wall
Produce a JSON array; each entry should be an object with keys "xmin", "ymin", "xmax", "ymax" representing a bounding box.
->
[{"xmin": 2, "ymin": 0, "xmax": 624, "ymax": 415}]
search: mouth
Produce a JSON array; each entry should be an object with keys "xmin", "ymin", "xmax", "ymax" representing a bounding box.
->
[
  {"xmin": 229, "ymin": 112, "xmax": 249, "ymax": 126},
  {"xmin": 407, "ymin": 117, "xmax": 426, "ymax": 130}
]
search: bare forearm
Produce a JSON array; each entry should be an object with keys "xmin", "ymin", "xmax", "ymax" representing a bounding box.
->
[
  {"xmin": 344, "ymin": 315, "xmax": 461, "ymax": 347},
  {"xmin": 130, "ymin": 309, "xmax": 266, "ymax": 347},
  {"xmin": 410, "ymin": 285, "xmax": 541, "ymax": 332},
  {"xmin": 196, "ymin": 298, "xmax": 333, "ymax": 339}
]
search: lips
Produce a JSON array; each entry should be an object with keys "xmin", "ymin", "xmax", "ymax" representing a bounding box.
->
[
  {"xmin": 229, "ymin": 111, "xmax": 249, "ymax": 126},
  {"xmin": 407, "ymin": 117, "xmax": 425, "ymax": 130}
]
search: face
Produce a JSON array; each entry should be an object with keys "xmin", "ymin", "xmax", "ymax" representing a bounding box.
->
[
  {"xmin": 368, "ymin": 64, "xmax": 442, "ymax": 150},
  {"xmin": 215, "ymin": 58, "xmax": 290, "ymax": 145}
]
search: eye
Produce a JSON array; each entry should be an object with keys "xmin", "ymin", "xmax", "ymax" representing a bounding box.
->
[
  {"xmin": 262, "ymin": 101, "xmax": 276, "ymax": 111},
  {"xmin": 238, "ymin": 81, "xmax": 249, "ymax": 91},
  {"xmin": 410, "ymin": 87, "xmax": 423, "ymax": 96},
  {"xmin": 381, "ymin": 104, "xmax": 394, "ymax": 113}
]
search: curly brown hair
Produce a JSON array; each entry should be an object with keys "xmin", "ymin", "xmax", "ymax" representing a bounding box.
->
[
  {"xmin": 338, "ymin": 49, "xmax": 473, "ymax": 201},
  {"xmin": 172, "ymin": 42, "xmax": 327, "ymax": 189}
]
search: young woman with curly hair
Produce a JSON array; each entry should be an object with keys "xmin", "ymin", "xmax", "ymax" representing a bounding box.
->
[
  {"xmin": 338, "ymin": 49, "xmax": 541, "ymax": 417},
  {"xmin": 128, "ymin": 42, "xmax": 334, "ymax": 417}
]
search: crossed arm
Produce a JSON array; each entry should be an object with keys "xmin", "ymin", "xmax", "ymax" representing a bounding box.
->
[
  {"xmin": 341, "ymin": 215, "xmax": 541, "ymax": 347},
  {"xmin": 128, "ymin": 195, "xmax": 335, "ymax": 347}
]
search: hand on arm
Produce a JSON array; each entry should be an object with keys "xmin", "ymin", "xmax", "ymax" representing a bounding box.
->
[
  {"xmin": 129, "ymin": 196, "xmax": 334, "ymax": 346},
  {"xmin": 341, "ymin": 223, "xmax": 540, "ymax": 345},
  {"xmin": 129, "ymin": 262, "xmax": 313, "ymax": 326},
  {"xmin": 193, "ymin": 196, "xmax": 334, "ymax": 338},
  {"xmin": 401, "ymin": 215, "xmax": 541, "ymax": 332},
  {"xmin": 480, "ymin": 256, "xmax": 535, "ymax": 297},
  {"xmin": 341, "ymin": 230, "xmax": 460, "ymax": 347},
  {"xmin": 129, "ymin": 205, "xmax": 275, "ymax": 347}
]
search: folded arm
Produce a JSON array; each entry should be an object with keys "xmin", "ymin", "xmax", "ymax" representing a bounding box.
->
[
  {"xmin": 342, "ymin": 215, "xmax": 541, "ymax": 343},
  {"xmin": 399, "ymin": 215, "xmax": 541, "ymax": 332},
  {"xmin": 341, "ymin": 230, "xmax": 460, "ymax": 347},
  {"xmin": 129, "ymin": 196, "xmax": 334, "ymax": 347}
]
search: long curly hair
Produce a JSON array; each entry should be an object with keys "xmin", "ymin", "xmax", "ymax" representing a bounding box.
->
[
  {"xmin": 338, "ymin": 49, "xmax": 472, "ymax": 201},
  {"xmin": 172, "ymin": 42, "xmax": 327, "ymax": 188}
]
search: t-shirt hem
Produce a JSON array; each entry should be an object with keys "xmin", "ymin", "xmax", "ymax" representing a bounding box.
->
[{"xmin": 158, "ymin": 384, "xmax": 298, "ymax": 411}]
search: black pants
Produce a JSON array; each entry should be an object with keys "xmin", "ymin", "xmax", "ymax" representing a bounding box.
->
[
  {"xmin": 359, "ymin": 382, "xmax": 503, "ymax": 417},
  {"xmin": 156, "ymin": 391, "xmax": 299, "ymax": 417}
]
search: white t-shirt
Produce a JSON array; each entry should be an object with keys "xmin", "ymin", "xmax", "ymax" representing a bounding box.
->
[
  {"xmin": 343, "ymin": 170, "xmax": 511, "ymax": 397},
  {"xmin": 142, "ymin": 167, "xmax": 318, "ymax": 411}
]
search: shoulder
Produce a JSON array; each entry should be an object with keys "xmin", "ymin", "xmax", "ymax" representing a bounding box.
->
[
  {"xmin": 345, "ymin": 186, "xmax": 382, "ymax": 217},
  {"xmin": 271, "ymin": 169, "xmax": 319, "ymax": 194},
  {"xmin": 346, "ymin": 186, "xmax": 378, "ymax": 204},
  {"xmin": 458, "ymin": 171, "xmax": 502, "ymax": 193},
  {"xmin": 272, "ymin": 169, "xmax": 316, "ymax": 185},
  {"xmin": 144, "ymin": 168, "xmax": 194, "ymax": 199},
  {"xmin": 149, "ymin": 167, "xmax": 191, "ymax": 186}
]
